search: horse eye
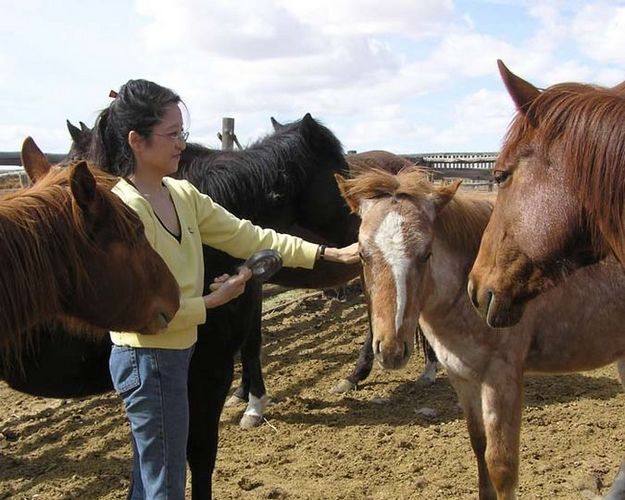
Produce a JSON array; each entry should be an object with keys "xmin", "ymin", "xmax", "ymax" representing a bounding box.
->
[
  {"xmin": 420, "ymin": 251, "xmax": 432, "ymax": 262},
  {"xmin": 493, "ymin": 170, "xmax": 511, "ymax": 185}
]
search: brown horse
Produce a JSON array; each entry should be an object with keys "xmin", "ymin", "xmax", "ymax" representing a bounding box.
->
[
  {"xmin": 468, "ymin": 60, "xmax": 625, "ymax": 327},
  {"xmin": 337, "ymin": 167, "xmax": 625, "ymax": 499},
  {"xmin": 1, "ymin": 138, "xmax": 180, "ymax": 357}
]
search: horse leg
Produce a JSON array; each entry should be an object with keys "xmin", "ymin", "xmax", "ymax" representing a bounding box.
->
[
  {"xmin": 223, "ymin": 351, "xmax": 248, "ymax": 408},
  {"xmin": 223, "ymin": 353, "xmax": 247, "ymax": 407},
  {"xmin": 603, "ymin": 359, "xmax": 625, "ymax": 498},
  {"xmin": 416, "ymin": 326, "xmax": 440, "ymax": 387},
  {"xmin": 448, "ymin": 374, "xmax": 496, "ymax": 499},
  {"xmin": 330, "ymin": 323, "xmax": 374, "ymax": 393},
  {"xmin": 481, "ymin": 365, "xmax": 523, "ymax": 500},
  {"xmin": 238, "ymin": 309, "xmax": 269, "ymax": 429},
  {"xmin": 187, "ymin": 341, "xmax": 234, "ymax": 500}
]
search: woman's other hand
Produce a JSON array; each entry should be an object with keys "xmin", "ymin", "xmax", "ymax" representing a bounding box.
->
[
  {"xmin": 209, "ymin": 273, "xmax": 230, "ymax": 291},
  {"xmin": 322, "ymin": 242, "xmax": 360, "ymax": 265},
  {"xmin": 204, "ymin": 268, "xmax": 253, "ymax": 308}
]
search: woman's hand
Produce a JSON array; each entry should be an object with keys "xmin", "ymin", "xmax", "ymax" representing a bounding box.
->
[
  {"xmin": 209, "ymin": 273, "xmax": 230, "ymax": 291},
  {"xmin": 203, "ymin": 268, "xmax": 253, "ymax": 308},
  {"xmin": 321, "ymin": 242, "xmax": 360, "ymax": 265}
]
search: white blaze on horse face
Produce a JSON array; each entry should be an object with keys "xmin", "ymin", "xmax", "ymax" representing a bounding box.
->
[{"xmin": 374, "ymin": 209, "xmax": 410, "ymax": 334}]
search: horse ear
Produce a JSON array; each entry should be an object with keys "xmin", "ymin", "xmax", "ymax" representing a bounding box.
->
[
  {"xmin": 497, "ymin": 60, "xmax": 540, "ymax": 114},
  {"xmin": 430, "ymin": 180, "xmax": 461, "ymax": 213},
  {"xmin": 70, "ymin": 161, "xmax": 97, "ymax": 213},
  {"xmin": 301, "ymin": 113, "xmax": 314, "ymax": 130},
  {"xmin": 335, "ymin": 173, "xmax": 359, "ymax": 214},
  {"xmin": 67, "ymin": 120, "xmax": 83, "ymax": 143},
  {"xmin": 270, "ymin": 117, "xmax": 284, "ymax": 131},
  {"xmin": 79, "ymin": 121, "xmax": 90, "ymax": 132},
  {"xmin": 21, "ymin": 136, "xmax": 51, "ymax": 182}
]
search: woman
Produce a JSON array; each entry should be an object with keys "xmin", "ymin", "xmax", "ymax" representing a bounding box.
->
[{"xmin": 90, "ymin": 79, "xmax": 358, "ymax": 499}]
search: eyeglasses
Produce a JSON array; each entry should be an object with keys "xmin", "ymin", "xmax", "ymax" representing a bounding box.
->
[{"xmin": 153, "ymin": 130, "xmax": 190, "ymax": 143}]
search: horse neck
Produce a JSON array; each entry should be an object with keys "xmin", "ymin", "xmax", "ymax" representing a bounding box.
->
[
  {"xmin": 421, "ymin": 194, "xmax": 493, "ymax": 321},
  {"xmin": 0, "ymin": 195, "xmax": 76, "ymax": 336}
]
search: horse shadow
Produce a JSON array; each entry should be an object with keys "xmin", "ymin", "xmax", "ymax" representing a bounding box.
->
[
  {"xmin": 265, "ymin": 371, "xmax": 623, "ymax": 430},
  {"xmin": 233, "ymin": 291, "xmax": 625, "ymax": 429}
]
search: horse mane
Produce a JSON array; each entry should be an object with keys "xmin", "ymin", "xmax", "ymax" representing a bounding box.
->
[
  {"xmin": 0, "ymin": 162, "xmax": 136, "ymax": 356},
  {"xmin": 436, "ymin": 192, "xmax": 494, "ymax": 256},
  {"xmin": 343, "ymin": 167, "xmax": 493, "ymax": 255},
  {"xmin": 500, "ymin": 82, "xmax": 625, "ymax": 262},
  {"xmin": 177, "ymin": 116, "xmax": 345, "ymax": 219}
]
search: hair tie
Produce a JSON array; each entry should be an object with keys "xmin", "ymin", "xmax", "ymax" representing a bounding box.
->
[{"xmin": 109, "ymin": 90, "xmax": 119, "ymax": 98}]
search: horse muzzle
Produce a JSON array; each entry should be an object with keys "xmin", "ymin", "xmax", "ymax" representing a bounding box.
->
[
  {"xmin": 373, "ymin": 338, "xmax": 412, "ymax": 370},
  {"xmin": 467, "ymin": 278, "xmax": 522, "ymax": 329}
]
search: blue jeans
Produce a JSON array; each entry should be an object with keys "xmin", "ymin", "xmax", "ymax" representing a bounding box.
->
[{"xmin": 109, "ymin": 345, "xmax": 194, "ymax": 500}]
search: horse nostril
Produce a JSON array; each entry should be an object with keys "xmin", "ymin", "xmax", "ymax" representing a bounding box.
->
[
  {"xmin": 485, "ymin": 289, "xmax": 494, "ymax": 311},
  {"xmin": 158, "ymin": 312, "xmax": 169, "ymax": 330},
  {"xmin": 467, "ymin": 279, "xmax": 479, "ymax": 309},
  {"xmin": 403, "ymin": 341, "xmax": 410, "ymax": 360}
]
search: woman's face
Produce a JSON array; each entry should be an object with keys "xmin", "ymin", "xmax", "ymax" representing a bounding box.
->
[{"xmin": 132, "ymin": 103, "xmax": 186, "ymax": 177}]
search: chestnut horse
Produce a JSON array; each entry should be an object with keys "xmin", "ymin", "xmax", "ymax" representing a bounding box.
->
[
  {"xmin": 1, "ymin": 138, "xmax": 179, "ymax": 357},
  {"xmin": 338, "ymin": 167, "xmax": 625, "ymax": 499},
  {"xmin": 469, "ymin": 60, "xmax": 625, "ymax": 327}
]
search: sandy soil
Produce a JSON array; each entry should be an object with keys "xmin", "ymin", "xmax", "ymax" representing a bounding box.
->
[{"xmin": 1, "ymin": 287, "xmax": 623, "ymax": 499}]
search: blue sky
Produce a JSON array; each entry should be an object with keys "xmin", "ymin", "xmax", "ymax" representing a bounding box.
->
[{"xmin": 2, "ymin": 0, "xmax": 625, "ymax": 155}]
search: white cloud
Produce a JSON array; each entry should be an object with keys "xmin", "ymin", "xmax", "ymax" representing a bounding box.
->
[
  {"xmin": 134, "ymin": 0, "xmax": 461, "ymax": 150},
  {"xmin": 138, "ymin": 0, "xmax": 323, "ymax": 59},
  {"xmin": 541, "ymin": 60, "xmax": 595, "ymax": 83},
  {"xmin": 0, "ymin": 124, "xmax": 69, "ymax": 153},
  {"xmin": 427, "ymin": 31, "xmax": 517, "ymax": 77},
  {"xmin": 572, "ymin": 3, "xmax": 625, "ymax": 65},
  {"xmin": 275, "ymin": 0, "xmax": 454, "ymax": 38},
  {"xmin": 431, "ymin": 89, "xmax": 515, "ymax": 150},
  {"xmin": 4, "ymin": 0, "xmax": 625, "ymax": 156}
]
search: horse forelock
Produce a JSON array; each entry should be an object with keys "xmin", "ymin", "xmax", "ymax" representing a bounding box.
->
[
  {"xmin": 344, "ymin": 167, "xmax": 492, "ymax": 256},
  {"xmin": 501, "ymin": 81, "xmax": 625, "ymax": 263}
]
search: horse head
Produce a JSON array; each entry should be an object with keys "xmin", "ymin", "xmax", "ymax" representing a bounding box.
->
[
  {"xmin": 468, "ymin": 60, "xmax": 608, "ymax": 328},
  {"xmin": 337, "ymin": 168, "xmax": 459, "ymax": 369},
  {"xmin": 270, "ymin": 113, "xmax": 355, "ymax": 246},
  {"xmin": 19, "ymin": 137, "xmax": 180, "ymax": 334}
]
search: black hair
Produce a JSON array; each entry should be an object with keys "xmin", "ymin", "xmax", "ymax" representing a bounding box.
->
[{"xmin": 90, "ymin": 79, "xmax": 182, "ymax": 176}]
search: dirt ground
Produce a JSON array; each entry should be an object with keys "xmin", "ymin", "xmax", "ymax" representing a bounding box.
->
[{"xmin": 1, "ymin": 286, "xmax": 624, "ymax": 499}]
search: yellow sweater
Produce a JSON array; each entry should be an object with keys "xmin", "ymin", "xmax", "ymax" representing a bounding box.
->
[{"xmin": 110, "ymin": 177, "xmax": 319, "ymax": 349}]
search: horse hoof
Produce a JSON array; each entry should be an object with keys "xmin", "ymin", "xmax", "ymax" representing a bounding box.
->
[
  {"xmin": 240, "ymin": 414, "xmax": 263, "ymax": 429},
  {"xmin": 330, "ymin": 379, "xmax": 357, "ymax": 394},
  {"xmin": 225, "ymin": 394, "xmax": 246, "ymax": 407}
]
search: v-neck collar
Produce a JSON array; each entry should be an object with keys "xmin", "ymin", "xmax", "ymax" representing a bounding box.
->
[{"xmin": 124, "ymin": 177, "xmax": 183, "ymax": 244}]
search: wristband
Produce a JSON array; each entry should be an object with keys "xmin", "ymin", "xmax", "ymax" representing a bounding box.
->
[{"xmin": 317, "ymin": 244, "xmax": 327, "ymax": 261}]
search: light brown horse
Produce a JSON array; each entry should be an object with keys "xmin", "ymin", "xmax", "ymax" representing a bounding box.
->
[
  {"xmin": 337, "ymin": 167, "xmax": 625, "ymax": 499},
  {"xmin": 468, "ymin": 60, "xmax": 625, "ymax": 327},
  {"xmin": 0, "ymin": 137, "xmax": 180, "ymax": 356}
]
